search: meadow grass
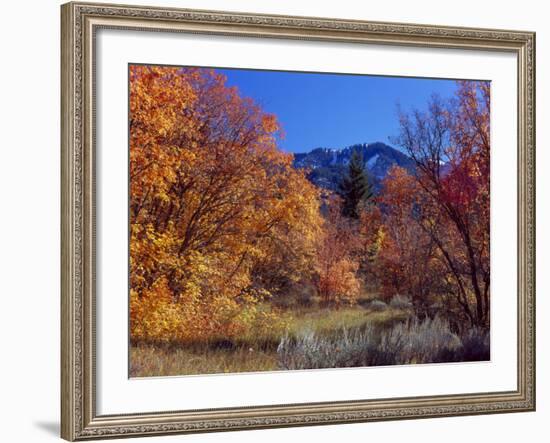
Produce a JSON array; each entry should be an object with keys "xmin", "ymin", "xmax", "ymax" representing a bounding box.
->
[
  {"xmin": 286, "ymin": 305, "xmax": 410, "ymax": 336},
  {"xmin": 130, "ymin": 302, "xmax": 414, "ymax": 377},
  {"xmin": 130, "ymin": 345, "xmax": 277, "ymax": 377}
]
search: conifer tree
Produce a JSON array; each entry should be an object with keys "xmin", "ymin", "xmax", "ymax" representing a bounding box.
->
[{"xmin": 338, "ymin": 149, "xmax": 373, "ymax": 219}]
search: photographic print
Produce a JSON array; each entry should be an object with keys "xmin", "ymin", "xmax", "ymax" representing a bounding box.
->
[{"xmin": 128, "ymin": 64, "xmax": 490, "ymax": 377}]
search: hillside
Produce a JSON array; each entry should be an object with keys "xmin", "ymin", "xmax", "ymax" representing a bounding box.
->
[{"xmin": 293, "ymin": 142, "xmax": 415, "ymax": 192}]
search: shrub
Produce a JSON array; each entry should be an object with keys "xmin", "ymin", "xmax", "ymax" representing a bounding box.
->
[
  {"xmin": 277, "ymin": 326, "xmax": 377, "ymax": 370},
  {"xmin": 130, "ymin": 278, "xmax": 289, "ymax": 345},
  {"xmin": 389, "ymin": 294, "xmax": 413, "ymax": 310},
  {"xmin": 458, "ymin": 327, "xmax": 490, "ymax": 361},
  {"xmin": 369, "ymin": 300, "xmax": 388, "ymax": 312},
  {"xmin": 277, "ymin": 316, "xmax": 489, "ymax": 370},
  {"xmin": 384, "ymin": 316, "xmax": 462, "ymax": 364}
]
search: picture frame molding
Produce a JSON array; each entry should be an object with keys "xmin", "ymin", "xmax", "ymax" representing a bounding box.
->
[{"xmin": 61, "ymin": 2, "xmax": 536, "ymax": 440}]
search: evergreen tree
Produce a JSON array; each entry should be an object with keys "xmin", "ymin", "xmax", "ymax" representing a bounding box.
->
[{"xmin": 338, "ymin": 149, "xmax": 373, "ymax": 219}]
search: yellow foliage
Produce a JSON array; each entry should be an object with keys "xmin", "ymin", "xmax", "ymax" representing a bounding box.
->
[{"xmin": 129, "ymin": 65, "xmax": 322, "ymax": 343}]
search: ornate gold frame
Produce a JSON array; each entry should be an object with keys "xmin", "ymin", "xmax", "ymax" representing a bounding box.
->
[{"xmin": 61, "ymin": 2, "xmax": 536, "ymax": 440}]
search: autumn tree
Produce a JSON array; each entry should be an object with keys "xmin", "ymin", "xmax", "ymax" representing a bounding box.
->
[
  {"xmin": 315, "ymin": 197, "xmax": 361, "ymax": 307},
  {"xmin": 375, "ymin": 166, "xmax": 443, "ymax": 315},
  {"xmin": 338, "ymin": 149, "xmax": 373, "ymax": 219},
  {"xmin": 129, "ymin": 65, "xmax": 322, "ymax": 342},
  {"xmin": 356, "ymin": 203, "xmax": 383, "ymax": 280},
  {"xmin": 393, "ymin": 81, "xmax": 490, "ymax": 327}
]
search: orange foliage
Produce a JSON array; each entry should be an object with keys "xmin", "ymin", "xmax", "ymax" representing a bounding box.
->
[
  {"xmin": 315, "ymin": 199, "xmax": 361, "ymax": 306},
  {"xmin": 375, "ymin": 167, "xmax": 441, "ymax": 310},
  {"xmin": 129, "ymin": 66, "xmax": 321, "ymax": 343}
]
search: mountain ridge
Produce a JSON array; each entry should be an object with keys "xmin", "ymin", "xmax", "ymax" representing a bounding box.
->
[{"xmin": 292, "ymin": 141, "xmax": 415, "ymax": 192}]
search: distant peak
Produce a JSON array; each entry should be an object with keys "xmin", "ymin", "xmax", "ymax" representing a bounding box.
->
[
  {"xmin": 297, "ymin": 141, "xmax": 393, "ymax": 155},
  {"xmin": 292, "ymin": 141, "xmax": 415, "ymax": 193}
]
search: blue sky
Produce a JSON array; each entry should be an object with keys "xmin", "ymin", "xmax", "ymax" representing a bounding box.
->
[{"xmin": 218, "ymin": 68, "xmax": 457, "ymax": 154}]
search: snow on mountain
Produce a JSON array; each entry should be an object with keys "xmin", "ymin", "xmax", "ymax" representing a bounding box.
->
[{"xmin": 293, "ymin": 142, "xmax": 416, "ymax": 192}]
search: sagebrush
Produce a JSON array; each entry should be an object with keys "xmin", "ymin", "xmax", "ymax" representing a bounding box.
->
[{"xmin": 277, "ymin": 316, "xmax": 489, "ymax": 370}]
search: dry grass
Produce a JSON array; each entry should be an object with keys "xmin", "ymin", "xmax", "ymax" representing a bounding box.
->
[
  {"xmin": 129, "ymin": 303, "xmax": 415, "ymax": 377},
  {"xmin": 130, "ymin": 346, "xmax": 278, "ymax": 377}
]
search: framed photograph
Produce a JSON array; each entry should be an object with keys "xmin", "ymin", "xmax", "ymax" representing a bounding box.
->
[{"xmin": 61, "ymin": 1, "xmax": 536, "ymax": 440}]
